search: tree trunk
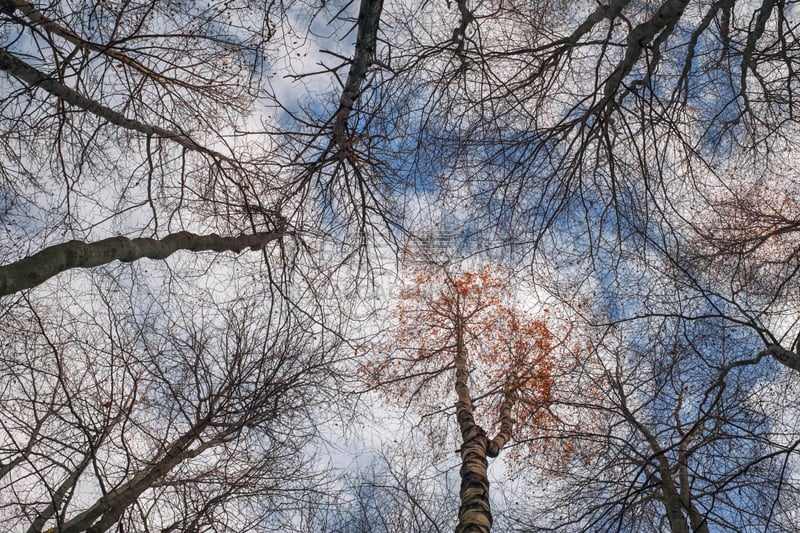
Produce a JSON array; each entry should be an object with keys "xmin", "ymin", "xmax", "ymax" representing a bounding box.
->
[
  {"xmin": 647, "ymin": 437, "xmax": 690, "ymax": 533},
  {"xmin": 26, "ymin": 452, "xmax": 93, "ymax": 533},
  {"xmin": 453, "ymin": 313, "xmax": 493, "ymax": 533},
  {"xmin": 0, "ymin": 229, "xmax": 285, "ymax": 296},
  {"xmin": 331, "ymin": 0, "xmax": 383, "ymax": 149},
  {"xmin": 602, "ymin": 0, "xmax": 689, "ymax": 105},
  {"xmin": 57, "ymin": 417, "xmax": 227, "ymax": 533},
  {"xmin": 619, "ymin": 393, "xmax": 689, "ymax": 533},
  {"xmin": 678, "ymin": 435, "xmax": 709, "ymax": 533}
]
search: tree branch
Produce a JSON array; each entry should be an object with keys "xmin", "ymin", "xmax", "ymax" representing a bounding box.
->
[
  {"xmin": 0, "ymin": 229, "xmax": 287, "ymax": 296},
  {"xmin": 8, "ymin": 0, "xmax": 206, "ymax": 92},
  {"xmin": 764, "ymin": 344, "xmax": 800, "ymax": 373},
  {"xmin": 0, "ymin": 48, "xmax": 227, "ymax": 159}
]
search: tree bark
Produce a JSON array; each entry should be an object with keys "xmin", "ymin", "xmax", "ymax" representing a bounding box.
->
[
  {"xmin": 640, "ymin": 431, "xmax": 690, "ymax": 533},
  {"xmin": 651, "ymin": 444, "xmax": 690, "ymax": 533},
  {"xmin": 602, "ymin": 0, "xmax": 689, "ymax": 105},
  {"xmin": 765, "ymin": 344, "xmax": 800, "ymax": 373},
  {"xmin": 454, "ymin": 313, "xmax": 492, "ymax": 533},
  {"xmin": 487, "ymin": 384, "xmax": 514, "ymax": 458},
  {"xmin": 678, "ymin": 434, "xmax": 709, "ymax": 533},
  {"xmin": 26, "ymin": 451, "xmax": 93, "ymax": 533},
  {"xmin": 331, "ymin": 0, "xmax": 383, "ymax": 149},
  {"xmin": 0, "ymin": 229, "xmax": 286, "ymax": 296},
  {"xmin": 619, "ymin": 391, "xmax": 689, "ymax": 533},
  {"xmin": 26, "ymin": 414, "xmax": 123, "ymax": 533},
  {"xmin": 57, "ymin": 417, "xmax": 230, "ymax": 533}
]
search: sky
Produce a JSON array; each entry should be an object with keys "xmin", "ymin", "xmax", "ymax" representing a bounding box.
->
[{"xmin": 3, "ymin": 1, "xmax": 800, "ymax": 531}]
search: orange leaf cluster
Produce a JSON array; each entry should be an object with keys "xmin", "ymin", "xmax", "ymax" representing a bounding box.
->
[{"xmin": 363, "ymin": 264, "xmax": 576, "ymax": 458}]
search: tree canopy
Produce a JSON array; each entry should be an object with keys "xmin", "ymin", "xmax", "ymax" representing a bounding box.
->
[{"xmin": 3, "ymin": 0, "xmax": 800, "ymax": 531}]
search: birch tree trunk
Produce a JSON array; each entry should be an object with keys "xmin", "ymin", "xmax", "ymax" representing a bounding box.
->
[{"xmin": 453, "ymin": 314, "xmax": 493, "ymax": 533}]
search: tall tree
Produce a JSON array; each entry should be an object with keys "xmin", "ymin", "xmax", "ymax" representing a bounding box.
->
[{"xmin": 364, "ymin": 264, "xmax": 573, "ymax": 532}]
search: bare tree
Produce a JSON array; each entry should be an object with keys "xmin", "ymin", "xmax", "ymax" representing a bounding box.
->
[
  {"xmin": 500, "ymin": 310, "xmax": 800, "ymax": 532},
  {"xmin": 0, "ymin": 0, "xmax": 295, "ymax": 290},
  {"xmin": 0, "ymin": 270, "xmax": 341, "ymax": 532},
  {"xmin": 6, "ymin": 1, "xmax": 800, "ymax": 531}
]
